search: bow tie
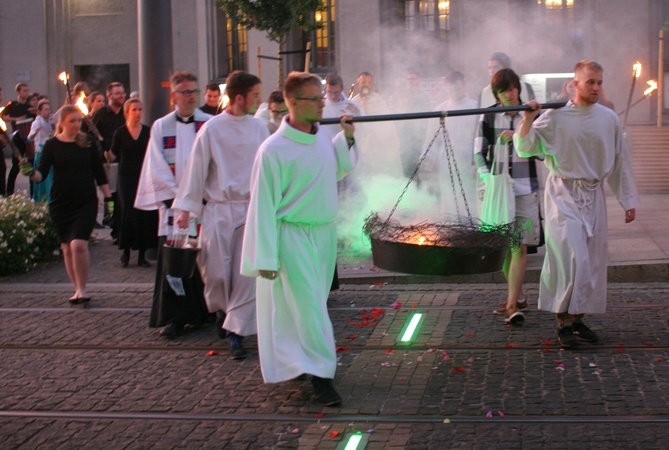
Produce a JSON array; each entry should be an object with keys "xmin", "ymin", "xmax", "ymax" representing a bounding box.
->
[{"xmin": 176, "ymin": 114, "xmax": 195, "ymax": 124}]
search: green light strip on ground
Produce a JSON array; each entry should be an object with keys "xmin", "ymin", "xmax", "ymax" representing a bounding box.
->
[
  {"xmin": 400, "ymin": 312, "xmax": 423, "ymax": 342},
  {"xmin": 344, "ymin": 432, "xmax": 363, "ymax": 450}
]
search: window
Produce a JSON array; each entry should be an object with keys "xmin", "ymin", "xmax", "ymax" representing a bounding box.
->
[
  {"xmin": 311, "ymin": 0, "xmax": 336, "ymax": 73},
  {"xmin": 538, "ymin": 0, "xmax": 575, "ymax": 9},
  {"xmin": 226, "ymin": 17, "xmax": 248, "ymax": 72},
  {"xmin": 405, "ymin": 0, "xmax": 450, "ymax": 32}
]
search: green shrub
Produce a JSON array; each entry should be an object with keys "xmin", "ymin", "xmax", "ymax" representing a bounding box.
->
[{"xmin": 0, "ymin": 192, "xmax": 60, "ymax": 276}]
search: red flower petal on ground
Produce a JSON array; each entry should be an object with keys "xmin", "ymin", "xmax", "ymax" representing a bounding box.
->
[
  {"xmin": 505, "ymin": 343, "xmax": 518, "ymax": 349},
  {"xmin": 645, "ymin": 343, "xmax": 654, "ymax": 347},
  {"xmin": 541, "ymin": 348, "xmax": 552, "ymax": 353},
  {"xmin": 465, "ymin": 333, "xmax": 475, "ymax": 338},
  {"xmin": 314, "ymin": 413, "xmax": 324, "ymax": 418},
  {"xmin": 327, "ymin": 430, "xmax": 341, "ymax": 438},
  {"xmin": 206, "ymin": 350, "xmax": 219, "ymax": 356},
  {"xmin": 346, "ymin": 334, "xmax": 358, "ymax": 340},
  {"xmin": 391, "ymin": 301, "xmax": 402, "ymax": 310},
  {"xmin": 336, "ymin": 346, "xmax": 351, "ymax": 353},
  {"xmin": 385, "ymin": 348, "xmax": 395, "ymax": 355},
  {"xmin": 657, "ymin": 358, "xmax": 663, "ymax": 363},
  {"xmin": 543, "ymin": 340, "xmax": 553, "ymax": 346},
  {"xmin": 452, "ymin": 367, "xmax": 466, "ymax": 373}
]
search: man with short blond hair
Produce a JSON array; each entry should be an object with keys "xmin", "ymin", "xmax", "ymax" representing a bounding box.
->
[
  {"xmin": 241, "ymin": 71, "xmax": 359, "ymax": 406},
  {"xmin": 515, "ymin": 60, "xmax": 639, "ymax": 348}
]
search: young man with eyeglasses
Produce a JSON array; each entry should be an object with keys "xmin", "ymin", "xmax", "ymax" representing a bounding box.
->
[
  {"xmin": 241, "ymin": 71, "xmax": 358, "ymax": 406},
  {"xmin": 254, "ymin": 90, "xmax": 287, "ymax": 135},
  {"xmin": 174, "ymin": 71, "xmax": 269, "ymax": 359},
  {"xmin": 135, "ymin": 71, "xmax": 213, "ymax": 339}
]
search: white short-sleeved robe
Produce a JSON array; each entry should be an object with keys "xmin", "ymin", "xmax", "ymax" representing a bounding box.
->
[
  {"xmin": 241, "ymin": 118, "xmax": 359, "ymax": 383},
  {"xmin": 514, "ymin": 102, "xmax": 639, "ymax": 314},
  {"xmin": 173, "ymin": 112, "xmax": 269, "ymax": 335}
]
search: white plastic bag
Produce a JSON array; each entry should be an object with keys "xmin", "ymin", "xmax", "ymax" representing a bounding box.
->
[{"xmin": 480, "ymin": 139, "xmax": 515, "ymax": 226}]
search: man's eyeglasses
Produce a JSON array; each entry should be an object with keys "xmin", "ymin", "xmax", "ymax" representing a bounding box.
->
[
  {"xmin": 175, "ymin": 89, "xmax": 201, "ymax": 96},
  {"xmin": 294, "ymin": 96, "xmax": 324, "ymax": 103},
  {"xmin": 270, "ymin": 109, "xmax": 289, "ymax": 115}
]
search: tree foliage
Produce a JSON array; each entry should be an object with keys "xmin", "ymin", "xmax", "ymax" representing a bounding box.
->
[{"xmin": 215, "ymin": 0, "xmax": 326, "ymax": 44}]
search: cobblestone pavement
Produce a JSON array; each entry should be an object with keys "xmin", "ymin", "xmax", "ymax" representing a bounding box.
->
[{"xmin": 1, "ymin": 237, "xmax": 669, "ymax": 449}]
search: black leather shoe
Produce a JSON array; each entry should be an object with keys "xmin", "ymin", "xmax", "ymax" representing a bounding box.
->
[
  {"xmin": 120, "ymin": 250, "xmax": 130, "ymax": 267},
  {"xmin": 138, "ymin": 259, "xmax": 151, "ymax": 268},
  {"xmin": 159, "ymin": 322, "xmax": 179, "ymax": 339},
  {"xmin": 311, "ymin": 376, "xmax": 342, "ymax": 406}
]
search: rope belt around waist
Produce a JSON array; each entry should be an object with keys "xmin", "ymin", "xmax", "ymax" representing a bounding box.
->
[
  {"xmin": 205, "ymin": 199, "xmax": 249, "ymax": 205},
  {"xmin": 563, "ymin": 177, "xmax": 601, "ymax": 239}
]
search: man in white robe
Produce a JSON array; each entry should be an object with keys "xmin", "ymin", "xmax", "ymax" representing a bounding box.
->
[
  {"xmin": 241, "ymin": 72, "xmax": 358, "ymax": 406},
  {"xmin": 352, "ymin": 72, "xmax": 402, "ymax": 179},
  {"xmin": 427, "ymin": 71, "xmax": 479, "ymax": 216},
  {"xmin": 174, "ymin": 71, "xmax": 269, "ymax": 359},
  {"xmin": 322, "ymin": 74, "xmax": 362, "ymax": 140},
  {"xmin": 135, "ymin": 71, "xmax": 212, "ymax": 339},
  {"xmin": 515, "ymin": 60, "xmax": 638, "ymax": 348}
]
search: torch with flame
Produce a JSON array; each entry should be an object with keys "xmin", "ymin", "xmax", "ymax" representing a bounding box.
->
[
  {"xmin": 623, "ymin": 61, "xmax": 642, "ymax": 130},
  {"xmin": 644, "ymin": 79, "xmax": 658, "ymax": 96},
  {"xmin": 59, "ymin": 71, "xmax": 72, "ymax": 104},
  {"xmin": 74, "ymin": 92, "xmax": 88, "ymax": 115},
  {"xmin": 618, "ymin": 79, "xmax": 658, "ymax": 117},
  {"xmin": 72, "ymin": 91, "xmax": 103, "ymax": 142}
]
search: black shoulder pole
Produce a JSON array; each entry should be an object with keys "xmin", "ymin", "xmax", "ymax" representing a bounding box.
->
[{"xmin": 319, "ymin": 102, "xmax": 566, "ymax": 125}]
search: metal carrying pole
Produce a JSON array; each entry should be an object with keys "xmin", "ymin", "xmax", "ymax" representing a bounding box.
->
[{"xmin": 319, "ymin": 102, "xmax": 567, "ymax": 125}]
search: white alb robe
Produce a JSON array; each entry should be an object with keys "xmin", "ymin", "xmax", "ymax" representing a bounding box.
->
[
  {"xmin": 241, "ymin": 118, "xmax": 359, "ymax": 383},
  {"xmin": 173, "ymin": 112, "xmax": 269, "ymax": 335},
  {"xmin": 322, "ymin": 95, "xmax": 362, "ymax": 140},
  {"xmin": 134, "ymin": 110, "xmax": 212, "ymax": 236},
  {"xmin": 514, "ymin": 102, "xmax": 638, "ymax": 314},
  {"xmin": 352, "ymin": 92, "xmax": 402, "ymax": 179}
]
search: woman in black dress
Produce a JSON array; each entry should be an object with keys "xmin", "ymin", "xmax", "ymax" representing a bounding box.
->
[
  {"xmin": 23, "ymin": 105, "xmax": 111, "ymax": 304},
  {"xmin": 108, "ymin": 99, "xmax": 158, "ymax": 267}
]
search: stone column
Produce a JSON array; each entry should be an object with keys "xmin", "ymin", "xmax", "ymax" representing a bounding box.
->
[{"xmin": 138, "ymin": 0, "xmax": 173, "ymax": 123}]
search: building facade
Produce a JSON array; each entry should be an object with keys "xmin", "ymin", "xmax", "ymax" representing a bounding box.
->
[{"xmin": 1, "ymin": 1, "xmax": 665, "ymax": 125}]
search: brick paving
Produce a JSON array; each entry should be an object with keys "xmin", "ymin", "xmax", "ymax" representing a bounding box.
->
[{"xmin": 1, "ymin": 215, "xmax": 669, "ymax": 448}]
